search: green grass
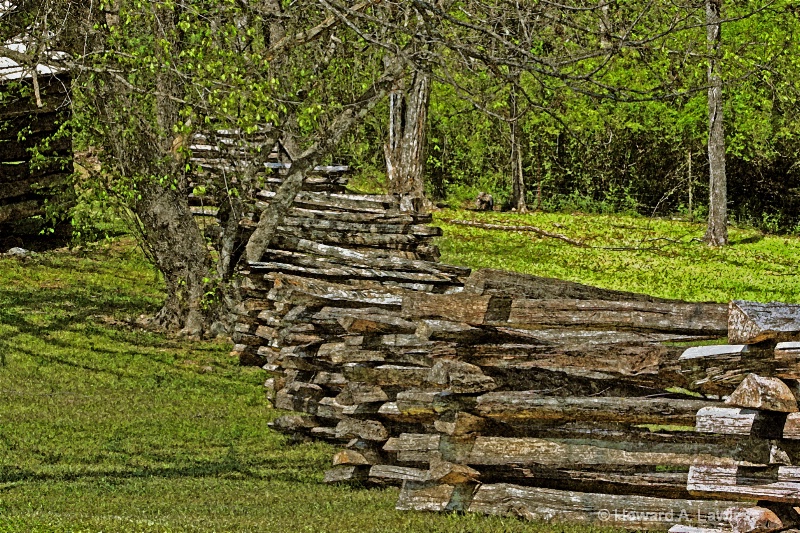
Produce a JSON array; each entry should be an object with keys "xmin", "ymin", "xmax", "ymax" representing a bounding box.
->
[
  {"xmin": 4, "ymin": 210, "xmax": 793, "ymax": 531},
  {"xmin": 0, "ymin": 238, "xmax": 620, "ymax": 532},
  {"xmin": 434, "ymin": 209, "xmax": 800, "ymax": 303}
]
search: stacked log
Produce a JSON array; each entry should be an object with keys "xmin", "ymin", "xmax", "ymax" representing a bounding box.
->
[
  {"xmin": 235, "ymin": 185, "xmax": 800, "ymax": 530},
  {"xmin": 672, "ymin": 304, "xmax": 800, "ymax": 533},
  {"xmin": 187, "ymin": 130, "xmax": 349, "ymax": 220},
  {"xmin": 0, "ymin": 72, "xmax": 73, "ymax": 247}
]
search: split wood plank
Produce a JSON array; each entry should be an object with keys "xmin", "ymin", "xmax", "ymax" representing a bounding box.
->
[
  {"xmin": 466, "ymin": 436, "xmax": 744, "ymax": 468},
  {"xmin": 729, "ymin": 301, "xmax": 800, "ymax": 344},
  {"xmin": 776, "ymin": 342, "xmax": 800, "ymax": 379},
  {"xmin": 506, "ymin": 299, "xmax": 728, "ymax": 335},
  {"xmin": 475, "ymin": 392, "xmax": 714, "ymax": 426},
  {"xmin": 688, "ymin": 465, "xmax": 800, "ymax": 503},
  {"xmin": 269, "ymin": 236, "xmax": 470, "ymax": 277},
  {"xmin": 679, "ymin": 346, "xmax": 775, "ymax": 395},
  {"xmin": 467, "ymin": 483, "xmax": 741, "ymax": 529},
  {"xmin": 401, "ymin": 293, "xmax": 511, "ymax": 324},
  {"xmin": 251, "ymin": 260, "xmax": 456, "ymax": 285},
  {"xmin": 268, "ymin": 273, "xmax": 407, "ymax": 308},
  {"xmin": 368, "ymin": 464, "xmax": 428, "ymax": 483}
]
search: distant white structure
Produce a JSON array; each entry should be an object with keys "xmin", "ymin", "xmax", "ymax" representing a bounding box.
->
[
  {"xmin": 0, "ymin": 3, "xmax": 69, "ymax": 82},
  {"xmin": 0, "ymin": 42, "xmax": 69, "ymax": 81}
]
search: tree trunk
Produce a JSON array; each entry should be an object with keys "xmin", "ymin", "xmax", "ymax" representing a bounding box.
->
[
  {"xmin": 245, "ymin": 59, "xmax": 405, "ymax": 264},
  {"xmin": 384, "ymin": 69, "xmax": 430, "ymax": 208},
  {"xmin": 704, "ymin": 0, "xmax": 728, "ymax": 246},
  {"xmin": 509, "ymin": 80, "xmax": 527, "ymax": 212},
  {"xmin": 134, "ymin": 182, "xmax": 211, "ymax": 335},
  {"xmin": 599, "ymin": 0, "xmax": 612, "ymax": 49},
  {"xmin": 85, "ymin": 1, "xmax": 215, "ymax": 336}
]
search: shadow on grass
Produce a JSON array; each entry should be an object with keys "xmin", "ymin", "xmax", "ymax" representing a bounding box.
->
[
  {"xmin": 730, "ymin": 233, "xmax": 764, "ymax": 245},
  {"xmin": 0, "ymin": 456, "xmax": 319, "ymax": 486}
]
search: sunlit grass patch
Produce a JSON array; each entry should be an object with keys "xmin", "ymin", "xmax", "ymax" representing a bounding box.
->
[{"xmin": 435, "ymin": 209, "xmax": 800, "ymax": 303}]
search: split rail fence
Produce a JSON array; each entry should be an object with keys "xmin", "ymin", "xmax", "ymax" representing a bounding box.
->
[
  {"xmin": 0, "ymin": 72, "xmax": 72, "ymax": 246},
  {"xmin": 231, "ymin": 178, "xmax": 800, "ymax": 531}
]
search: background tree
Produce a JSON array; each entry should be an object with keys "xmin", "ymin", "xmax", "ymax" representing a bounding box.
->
[{"xmin": 705, "ymin": 0, "xmax": 728, "ymax": 246}]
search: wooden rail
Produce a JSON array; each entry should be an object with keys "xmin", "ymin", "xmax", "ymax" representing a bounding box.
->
[{"xmin": 233, "ymin": 183, "xmax": 800, "ymax": 531}]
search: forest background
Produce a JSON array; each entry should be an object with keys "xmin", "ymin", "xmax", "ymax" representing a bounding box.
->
[{"xmin": 2, "ymin": 0, "xmax": 800, "ymax": 335}]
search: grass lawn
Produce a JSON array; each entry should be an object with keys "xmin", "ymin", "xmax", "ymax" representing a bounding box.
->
[
  {"xmin": 435, "ymin": 209, "xmax": 800, "ymax": 303},
  {"xmin": 2, "ymin": 211, "xmax": 797, "ymax": 531},
  {"xmin": 0, "ymin": 238, "xmax": 609, "ymax": 532}
]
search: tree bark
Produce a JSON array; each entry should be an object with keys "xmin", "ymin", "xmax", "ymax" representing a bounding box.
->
[
  {"xmin": 509, "ymin": 80, "xmax": 527, "ymax": 212},
  {"xmin": 384, "ymin": 68, "xmax": 431, "ymax": 208},
  {"xmin": 704, "ymin": 0, "xmax": 728, "ymax": 246}
]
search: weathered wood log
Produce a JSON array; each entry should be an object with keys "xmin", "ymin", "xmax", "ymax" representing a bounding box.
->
[
  {"xmin": 268, "ymin": 274, "xmax": 406, "ymax": 308},
  {"xmin": 384, "ymin": 434, "xmax": 441, "ymax": 463},
  {"xmin": 279, "ymin": 217, "xmax": 442, "ymax": 236},
  {"xmin": 465, "ymin": 436, "xmax": 744, "ymax": 468},
  {"xmin": 729, "ymin": 301, "xmax": 800, "ymax": 344},
  {"xmin": 393, "ymin": 390, "xmax": 440, "ymax": 418},
  {"xmin": 415, "ymin": 320, "xmax": 489, "ymax": 343},
  {"xmin": 680, "ymin": 345, "xmax": 775, "ymax": 395},
  {"xmin": 775, "ymin": 343, "xmax": 800, "ymax": 379},
  {"xmin": 334, "ymin": 419, "xmax": 389, "ymax": 441},
  {"xmin": 277, "ymin": 226, "xmax": 428, "ymax": 249},
  {"xmin": 726, "ymin": 506, "xmax": 785, "ymax": 533},
  {"xmin": 274, "ymin": 382, "xmax": 324, "ymax": 413},
  {"xmin": 252, "ymin": 260, "xmax": 456, "ymax": 285},
  {"xmin": 323, "ymin": 465, "xmax": 369, "ymax": 484},
  {"xmin": 257, "ymin": 189, "xmax": 400, "ymax": 213},
  {"xmin": 669, "ymin": 526, "xmax": 729, "ymax": 533},
  {"xmin": 312, "ymin": 308, "xmax": 417, "ymax": 335},
  {"xmin": 464, "ymin": 268, "xmax": 676, "ymax": 302},
  {"xmin": 284, "ymin": 207, "xmax": 431, "ymax": 224},
  {"xmin": 401, "ymin": 293, "xmax": 511, "ymax": 324},
  {"xmin": 696, "ymin": 407, "xmax": 787, "ymax": 439},
  {"xmin": 343, "ymin": 364, "xmax": 431, "ymax": 389},
  {"xmin": 311, "ymin": 371, "xmax": 347, "ymax": 389},
  {"xmin": 368, "ymin": 464, "xmax": 428, "ymax": 483},
  {"xmin": 0, "ymin": 85, "xmax": 71, "ymax": 119},
  {"xmin": 464, "ymin": 341, "xmax": 677, "ymax": 389},
  {"xmin": 507, "ymin": 299, "xmax": 728, "ymax": 335},
  {"xmin": 427, "ymin": 455, "xmax": 481, "ymax": 484},
  {"xmin": 475, "ymin": 392, "xmax": 713, "ymax": 426},
  {"xmin": 0, "ymin": 158, "xmax": 69, "ymax": 182},
  {"xmin": 268, "ymin": 414, "xmax": 320, "ymax": 433},
  {"xmin": 426, "ymin": 360, "xmax": 497, "ymax": 394},
  {"xmin": 688, "ymin": 465, "xmax": 800, "ymax": 504},
  {"xmin": 0, "ymin": 198, "xmax": 44, "ymax": 224},
  {"xmin": 316, "ymin": 343, "xmax": 386, "ymax": 364},
  {"xmin": 316, "ymin": 397, "xmax": 347, "ymax": 419},
  {"xmin": 268, "ymin": 237, "xmax": 470, "ymax": 277},
  {"xmin": 395, "ymin": 481, "xmax": 471, "ymax": 512},
  {"xmin": 485, "ymin": 464, "xmax": 692, "ymax": 499},
  {"xmin": 467, "ymin": 483, "xmax": 740, "ymax": 529},
  {"xmin": 333, "ymin": 449, "xmax": 371, "ymax": 466},
  {"xmin": 781, "ymin": 413, "xmax": 800, "ymax": 439},
  {"xmin": 725, "ymin": 374, "xmax": 798, "ymax": 413},
  {"xmin": 0, "ymin": 135, "xmax": 72, "ymax": 163},
  {"xmin": 0, "ymin": 110, "xmax": 66, "ymax": 137},
  {"xmin": 433, "ymin": 412, "xmax": 486, "ymax": 436},
  {"xmin": 335, "ymin": 382, "xmax": 390, "ymax": 406}
]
